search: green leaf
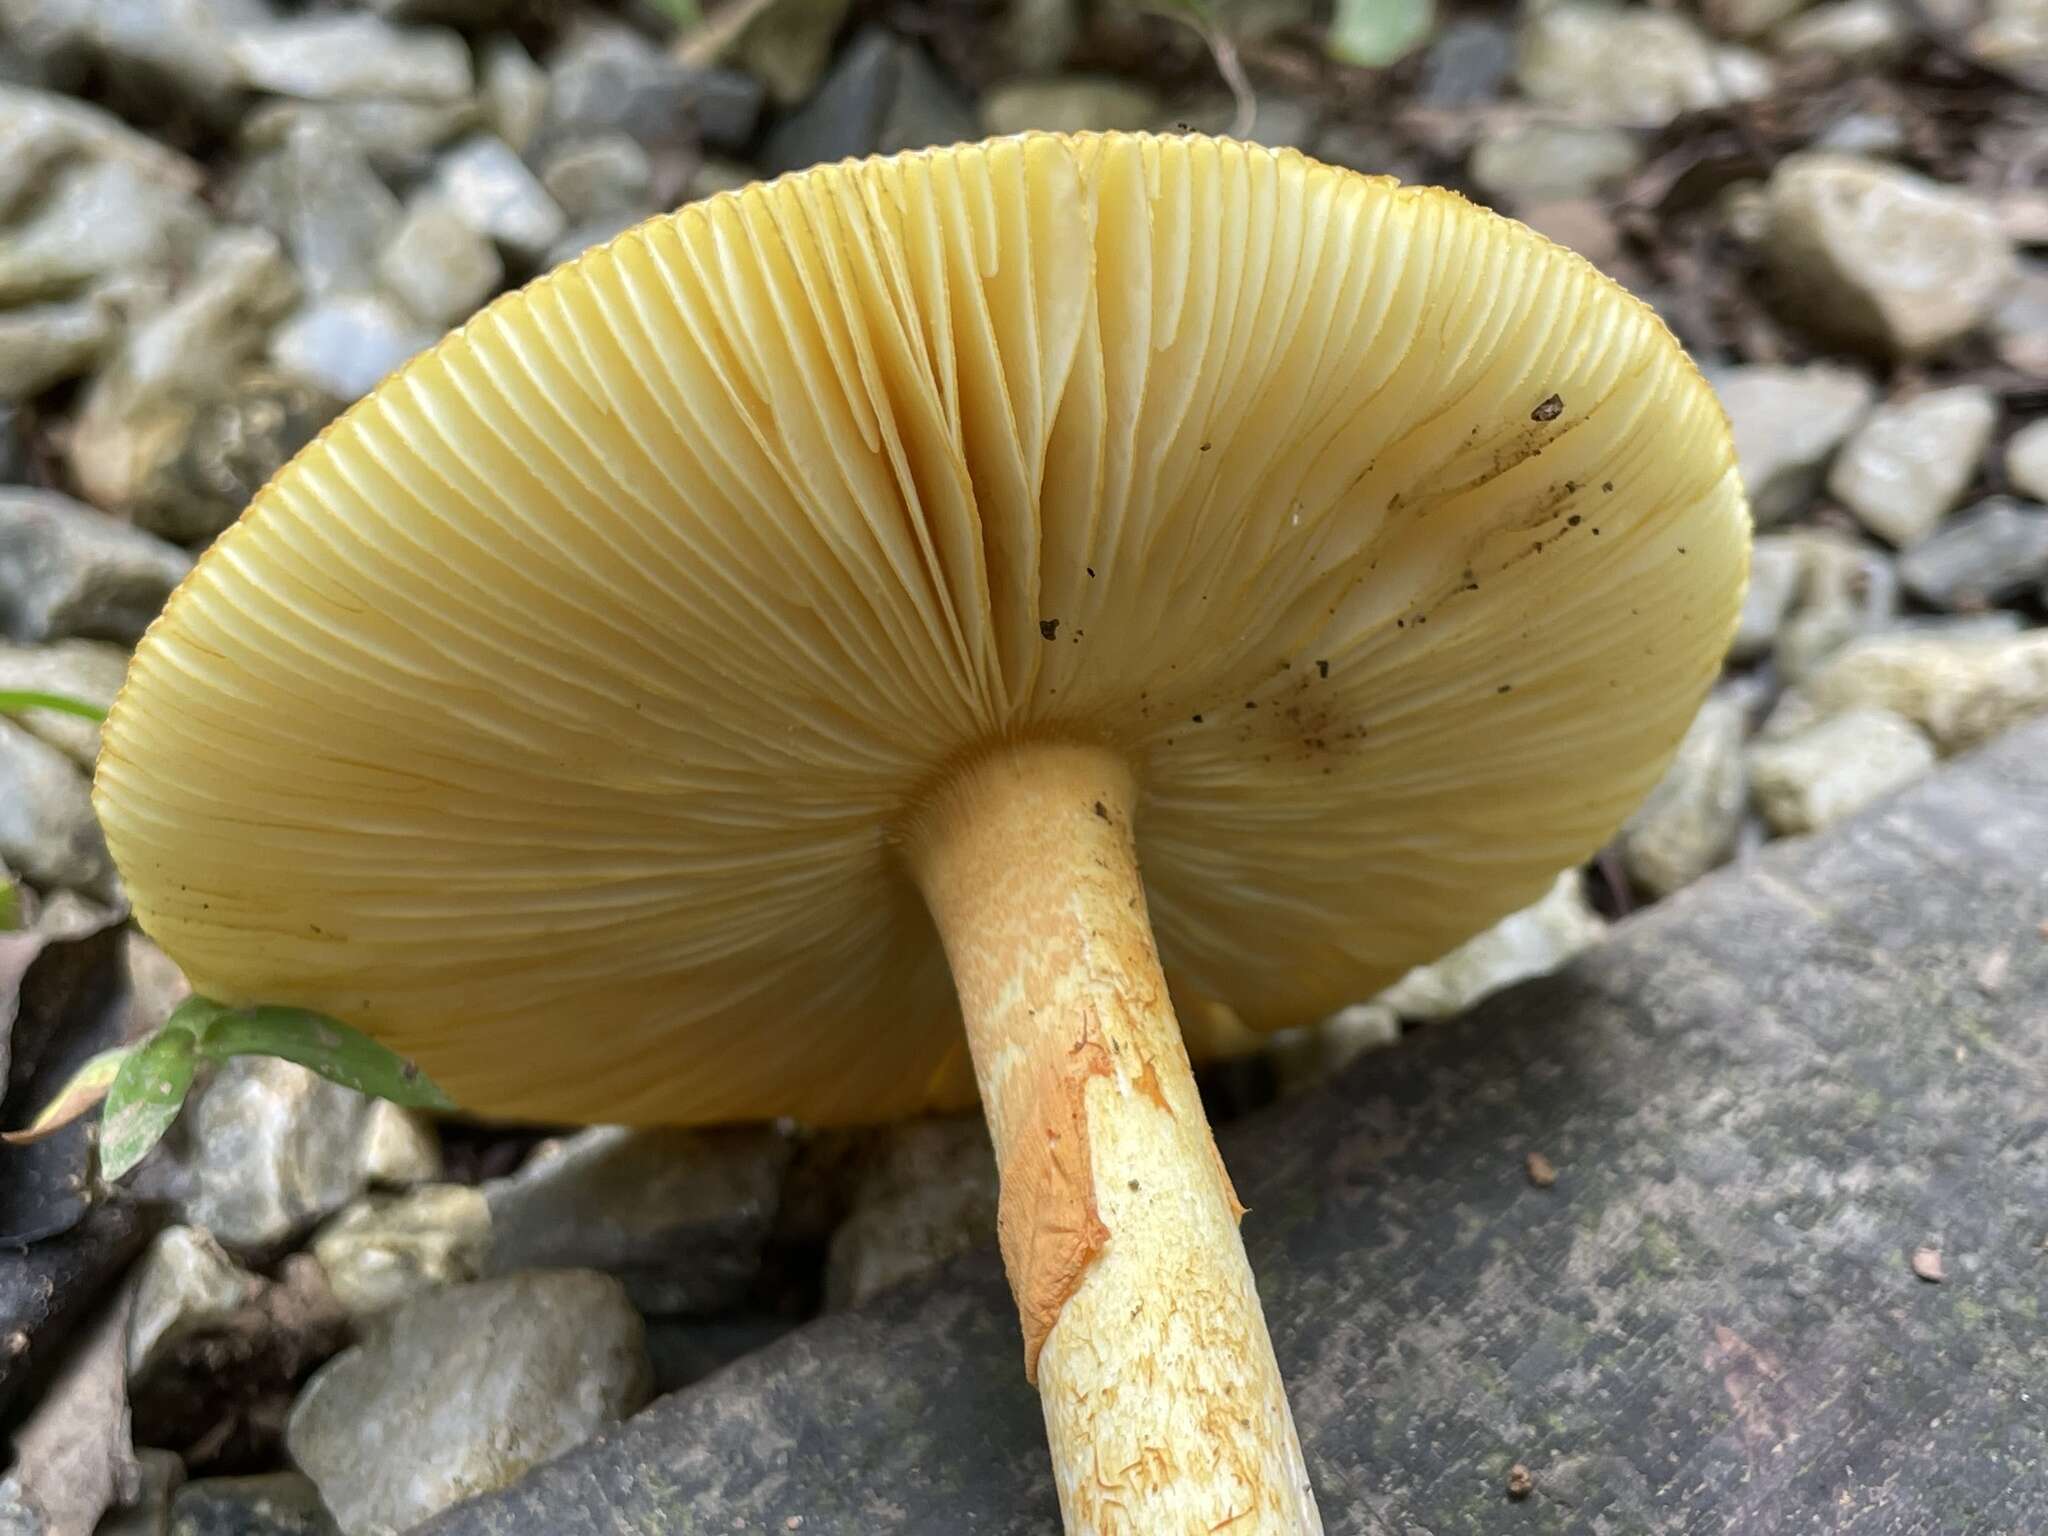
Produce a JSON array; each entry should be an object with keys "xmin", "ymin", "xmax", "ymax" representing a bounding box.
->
[
  {"xmin": 1327, "ymin": 0, "xmax": 1436, "ymax": 67},
  {"xmin": 100, "ymin": 1026, "xmax": 198, "ymax": 1180},
  {"xmin": 0, "ymin": 689, "xmax": 108, "ymax": 722},
  {"xmin": 193, "ymin": 1003, "xmax": 455, "ymax": 1110},
  {"xmin": 1, "ymin": 1044, "xmax": 132, "ymax": 1144},
  {"xmin": 0, "ymin": 877, "xmax": 18, "ymax": 932}
]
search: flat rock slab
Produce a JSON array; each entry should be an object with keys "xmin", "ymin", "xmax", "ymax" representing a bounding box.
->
[{"xmin": 426, "ymin": 720, "xmax": 2048, "ymax": 1535}]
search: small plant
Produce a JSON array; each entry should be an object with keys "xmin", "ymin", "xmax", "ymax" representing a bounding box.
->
[
  {"xmin": 4, "ymin": 997, "xmax": 454, "ymax": 1177},
  {"xmin": 0, "ymin": 689, "xmax": 108, "ymax": 722}
]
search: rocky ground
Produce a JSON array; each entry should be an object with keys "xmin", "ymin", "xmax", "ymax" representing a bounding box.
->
[{"xmin": 0, "ymin": 0, "xmax": 2043, "ymax": 1532}]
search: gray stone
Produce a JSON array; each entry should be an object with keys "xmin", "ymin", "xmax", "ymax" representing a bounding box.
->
[
  {"xmin": 1516, "ymin": 3, "xmax": 1770, "ymax": 127},
  {"xmin": 1828, "ymin": 385, "xmax": 1997, "ymax": 547},
  {"xmin": 0, "ymin": 489, "xmax": 189, "ymax": 643},
  {"xmin": 536, "ymin": 135, "xmax": 652, "ymax": 227},
  {"xmin": 1747, "ymin": 706, "xmax": 1935, "ymax": 833},
  {"xmin": 0, "ymin": 1200, "xmax": 152, "ymax": 1425},
  {"xmin": 168, "ymin": 1476, "xmax": 338, "ymax": 1536},
  {"xmin": 1772, "ymin": 0, "xmax": 1908, "ymax": 59},
  {"xmin": 239, "ymin": 98, "xmax": 477, "ymax": 181},
  {"xmin": 1417, "ymin": 19, "xmax": 1514, "ymax": 106},
  {"xmin": 1620, "ymin": 688, "xmax": 1750, "ymax": 897},
  {"xmin": 268, "ymin": 294, "xmax": 435, "ymax": 404},
  {"xmin": 311, "ymin": 1185, "xmax": 490, "ymax": 1319},
  {"xmin": 0, "ymin": 297, "xmax": 112, "ymax": 401},
  {"xmin": 124, "ymin": 1226, "xmax": 263, "ymax": 1380},
  {"xmin": 230, "ymin": 16, "xmax": 470, "ymax": 103},
  {"xmin": 543, "ymin": 24, "xmax": 762, "ymax": 156},
  {"xmin": 477, "ymin": 36, "xmax": 546, "ymax": 156},
  {"xmin": 1765, "ymin": 154, "xmax": 2017, "ymax": 357},
  {"xmin": 93, "ymin": 1448, "xmax": 184, "ymax": 1536},
  {"xmin": 416, "ymin": 718, "xmax": 2048, "ymax": 1536},
  {"xmin": 1896, "ymin": 497, "xmax": 2048, "ymax": 610},
  {"xmin": 6, "ymin": 1288, "xmax": 136, "ymax": 1536},
  {"xmin": 1991, "ymin": 258, "xmax": 2047, "ymax": 377},
  {"xmin": 980, "ymin": 75, "xmax": 1162, "ymax": 136},
  {"xmin": 138, "ymin": 1055, "xmax": 441, "ymax": 1253},
  {"xmin": 1377, "ymin": 869, "xmax": 1607, "ymax": 1021},
  {"xmin": 1730, "ymin": 533, "xmax": 1804, "ymax": 661},
  {"xmin": 0, "ymin": 85, "xmax": 203, "ymax": 208},
  {"xmin": 0, "ymin": 639, "xmax": 123, "ymax": 765},
  {"xmin": 429, "ymin": 135, "xmax": 565, "ymax": 267},
  {"xmin": 1774, "ymin": 529, "xmax": 1898, "ymax": 682},
  {"xmin": 227, "ymin": 120, "xmax": 400, "ymax": 299},
  {"xmin": 1468, "ymin": 121, "xmax": 1641, "ymax": 205},
  {"xmin": 286, "ymin": 1273, "xmax": 650, "ymax": 1536},
  {"xmin": 130, "ymin": 368, "xmax": 340, "ymax": 545},
  {"xmin": 0, "ymin": 158, "xmax": 209, "ymax": 304},
  {"xmin": 1809, "ymin": 110, "xmax": 1907, "ymax": 157},
  {"xmin": 1969, "ymin": 0, "xmax": 2048, "ymax": 75},
  {"xmin": 484, "ymin": 1125, "xmax": 790, "ymax": 1316},
  {"xmin": 644, "ymin": 1314, "xmax": 801, "ymax": 1396},
  {"xmin": 2006, "ymin": 418, "xmax": 2048, "ymax": 501},
  {"xmin": 824, "ymin": 1117, "xmax": 998, "ymax": 1311},
  {"xmin": 375, "ymin": 198, "xmax": 503, "ymax": 327},
  {"xmin": 1712, "ymin": 363, "xmax": 1874, "ymax": 524},
  {"xmin": 0, "ymin": 719, "xmax": 110, "ymax": 894},
  {"xmin": 761, "ymin": 28, "xmax": 974, "ymax": 176},
  {"xmin": 732, "ymin": 0, "xmax": 853, "ymax": 106},
  {"xmin": 1766, "ymin": 629, "xmax": 2048, "ymax": 755},
  {"xmin": 61, "ymin": 0, "xmax": 271, "ymax": 131}
]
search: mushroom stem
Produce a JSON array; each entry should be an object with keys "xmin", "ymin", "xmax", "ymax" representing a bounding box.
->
[{"xmin": 907, "ymin": 742, "xmax": 1322, "ymax": 1536}]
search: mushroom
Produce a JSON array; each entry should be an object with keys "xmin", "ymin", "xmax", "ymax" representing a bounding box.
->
[{"xmin": 95, "ymin": 133, "xmax": 1749, "ymax": 1533}]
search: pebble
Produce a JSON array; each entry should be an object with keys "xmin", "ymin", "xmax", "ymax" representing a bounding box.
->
[
  {"xmin": 543, "ymin": 23, "xmax": 763, "ymax": 157},
  {"xmin": 1377, "ymin": 870, "xmax": 1608, "ymax": 1021},
  {"xmin": 168, "ymin": 1475, "xmax": 340, "ymax": 1536},
  {"xmin": 1468, "ymin": 121, "xmax": 1642, "ymax": 205},
  {"xmin": 1764, "ymin": 629, "xmax": 2048, "ymax": 754},
  {"xmin": 478, "ymin": 36, "xmax": 548, "ymax": 155},
  {"xmin": 1775, "ymin": 530, "xmax": 1899, "ymax": 683},
  {"xmin": 979, "ymin": 75, "xmax": 1162, "ymax": 135},
  {"xmin": 429, "ymin": 134, "xmax": 566, "ymax": 267},
  {"xmin": 95, "ymin": 1447, "xmax": 185, "ymax": 1536},
  {"xmin": 311, "ymin": 1185, "xmax": 490, "ymax": 1319},
  {"xmin": 239, "ymin": 98, "xmax": 477, "ymax": 182},
  {"xmin": 1516, "ymin": 3, "xmax": 1770, "ymax": 128},
  {"xmin": 824, "ymin": 1117, "xmax": 999, "ymax": 1310},
  {"xmin": 1764, "ymin": 154, "xmax": 2017, "ymax": 357},
  {"xmin": 1828, "ymin": 386, "xmax": 1997, "ymax": 547},
  {"xmin": 0, "ymin": 488, "xmax": 190, "ymax": 643},
  {"xmin": 229, "ymin": 16, "xmax": 472, "ymax": 103},
  {"xmin": 1896, "ymin": 496, "xmax": 2048, "ymax": 610},
  {"xmin": 1969, "ymin": 0, "xmax": 2048, "ymax": 75},
  {"xmin": 1992, "ymin": 260, "xmax": 2048, "ymax": 376},
  {"xmin": 125, "ymin": 1226, "xmax": 264, "ymax": 1380},
  {"xmin": 761, "ymin": 26, "xmax": 974, "ymax": 175},
  {"xmin": 537, "ymin": 134, "xmax": 654, "ymax": 226},
  {"xmin": 1747, "ymin": 707, "xmax": 1935, "ymax": 833},
  {"xmin": 138, "ymin": 1055, "xmax": 441, "ymax": 1253},
  {"xmin": 0, "ymin": 297, "xmax": 113, "ymax": 401},
  {"xmin": 4, "ymin": 1288, "xmax": 136, "ymax": 1536},
  {"xmin": 0, "ymin": 638, "xmax": 124, "ymax": 765},
  {"xmin": 375, "ymin": 197, "xmax": 503, "ymax": 327},
  {"xmin": 1621, "ymin": 689, "xmax": 1752, "ymax": 898},
  {"xmin": 285, "ymin": 1272, "xmax": 651, "ymax": 1536},
  {"xmin": 0, "ymin": 85, "xmax": 205, "ymax": 200},
  {"xmin": 268, "ymin": 294, "xmax": 435, "ymax": 403},
  {"xmin": 61, "ymin": 0, "xmax": 270, "ymax": 132},
  {"xmin": 2006, "ymin": 419, "xmax": 2048, "ymax": 501},
  {"xmin": 1418, "ymin": 19, "xmax": 1515, "ymax": 106},
  {"xmin": 1731, "ymin": 534, "xmax": 1805, "ymax": 662},
  {"xmin": 138, "ymin": 367, "xmax": 342, "ymax": 544},
  {"xmin": 1711, "ymin": 364, "xmax": 1874, "ymax": 524},
  {"xmin": 0, "ymin": 157, "xmax": 210, "ymax": 304},
  {"xmin": 227, "ymin": 120, "xmax": 399, "ymax": 298},
  {"xmin": 0, "ymin": 718, "xmax": 112, "ymax": 895},
  {"xmin": 1773, "ymin": 0, "xmax": 1908, "ymax": 60},
  {"xmin": 484, "ymin": 1126, "xmax": 790, "ymax": 1315}
]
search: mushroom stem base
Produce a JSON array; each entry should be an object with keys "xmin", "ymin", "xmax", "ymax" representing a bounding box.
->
[{"xmin": 907, "ymin": 742, "xmax": 1322, "ymax": 1536}]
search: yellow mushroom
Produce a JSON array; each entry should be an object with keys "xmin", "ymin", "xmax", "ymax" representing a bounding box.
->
[{"xmin": 96, "ymin": 132, "xmax": 1750, "ymax": 1535}]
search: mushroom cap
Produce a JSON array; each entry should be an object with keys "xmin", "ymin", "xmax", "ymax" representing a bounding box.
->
[{"xmin": 96, "ymin": 133, "xmax": 1748, "ymax": 1128}]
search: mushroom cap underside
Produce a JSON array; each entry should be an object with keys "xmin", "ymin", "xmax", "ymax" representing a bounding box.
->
[{"xmin": 95, "ymin": 131, "xmax": 1749, "ymax": 1127}]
